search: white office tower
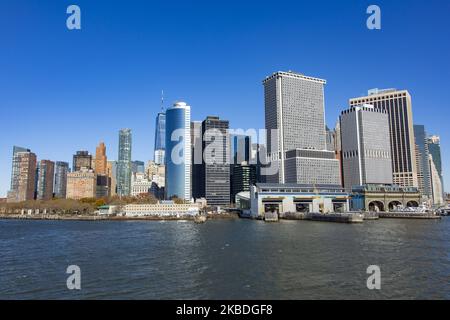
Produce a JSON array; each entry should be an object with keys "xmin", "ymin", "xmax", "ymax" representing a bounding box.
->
[
  {"xmin": 340, "ymin": 104, "xmax": 393, "ymax": 189},
  {"xmin": 165, "ymin": 102, "xmax": 192, "ymax": 201},
  {"xmin": 263, "ymin": 71, "xmax": 340, "ymax": 185}
]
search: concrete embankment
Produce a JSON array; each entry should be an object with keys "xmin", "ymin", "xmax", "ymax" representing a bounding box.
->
[
  {"xmin": 278, "ymin": 212, "xmax": 364, "ymax": 223},
  {"xmin": 379, "ymin": 212, "xmax": 441, "ymax": 219}
]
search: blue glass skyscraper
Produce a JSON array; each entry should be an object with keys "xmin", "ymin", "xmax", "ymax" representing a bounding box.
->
[{"xmin": 165, "ymin": 102, "xmax": 191, "ymax": 201}]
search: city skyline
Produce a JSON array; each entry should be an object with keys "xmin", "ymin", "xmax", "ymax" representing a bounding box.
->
[{"xmin": 1, "ymin": 1, "xmax": 450, "ymax": 197}]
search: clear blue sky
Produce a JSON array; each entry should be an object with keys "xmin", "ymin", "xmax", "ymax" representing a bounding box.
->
[{"xmin": 1, "ymin": 0, "xmax": 449, "ymax": 197}]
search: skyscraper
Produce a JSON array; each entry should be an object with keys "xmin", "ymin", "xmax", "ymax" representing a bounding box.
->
[
  {"xmin": 10, "ymin": 146, "xmax": 31, "ymax": 193},
  {"xmin": 117, "ymin": 129, "xmax": 132, "ymax": 197},
  {"xmin": 349, "ymin": 89, "xmax": 418, "ymax": 188},
  {"xmin": 231, "ymin": 162, "xmax": 256, "ymax": 203},
  {"xmin": 230, "ymin": 135, "xmax": 251, "ymax": 164},
  {"xmin": 263, "ymin": 71, "xmax": 340, "ymax": 185},
  {"xmin": 429, "ymin": 154, "xmax": 444, "ymax": 205},
  {"xmin": 414, "ymin": 125, "xmax": 432, "ymax": 199},
  {"xmin": 191, "ymin": 121, "xmax": 203, "ymax": 200},
  {"xmin": 427, "ymin": 135, "xmax": 444, "ymax": 194},
  {"xmin": 132, "ymin": 161, "xmax": 145, "ymax": 174},
  {"xmin": 95, "ymin": 142, "xmax": 108, "ymax": 175},
  {"xmin": 37, "ymin": 160, "xmax": 55, "ymax": 200},
  {"xmin": 54, "ymin": 161, "xmax": 70, "ymax": 199},
  {"xmin": 7, "ymin": 151, "xmax": 37, "ymax": 202},
  {"xmin": 165, "ymin": 102, "xmax": 191, "ymax": 201},
  {"xmin": 154, "ymin": 111, "xmax": 166, "ymax": 165},
  {"xmin": 340, "ymin": 105, "xmax": 392, "ymax": 189},
  {"xmin": 199, "ymin": 116, "xmax": 230, "ymax": 206},
  {"xmin": 73, "ymin": 151, "xmax": 92, "ymax": 172}
]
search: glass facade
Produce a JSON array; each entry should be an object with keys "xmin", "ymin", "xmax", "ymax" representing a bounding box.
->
[
  {"xmin": 154, "ymin": 112, "xmax": 166, "ymax": 164},
  {"xmin": 165, "ymin": 102, "xmax": 191, "ymax": 201},
  {"xmin": 54, "ymin": 161, "xmax": 70, "ymax": 199},
  {"xmin": 117, "ymin": 129, "xmax": 132, "ymax": 196}
]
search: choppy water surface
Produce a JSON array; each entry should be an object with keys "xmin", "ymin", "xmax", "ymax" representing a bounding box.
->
[{"xmin": 0, "ymin": 218, "xmax": 449, "ymax": 299}]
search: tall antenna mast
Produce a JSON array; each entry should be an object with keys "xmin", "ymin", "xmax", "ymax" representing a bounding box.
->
[{"xmin": 161, "ymin": 90, "xmax": 164, "ymax": 112}]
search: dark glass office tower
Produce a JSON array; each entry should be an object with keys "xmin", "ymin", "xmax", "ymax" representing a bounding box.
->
[
  {"xmin": 54, "ymin": 161, "xmax": 70, "ymax": 199},
  {"xmin": 200, "ymin": 116, "xmax": 230, "ymax": 206}
]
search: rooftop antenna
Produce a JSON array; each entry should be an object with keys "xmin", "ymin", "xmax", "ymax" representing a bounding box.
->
[{"xmin": 161, "ymin": 90, "xmax": 164, "ymax": 112}]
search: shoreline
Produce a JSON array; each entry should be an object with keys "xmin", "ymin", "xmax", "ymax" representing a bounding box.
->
[{"xmin": 0, "ymin": 213, "xmax": 240, "ymax": 222}]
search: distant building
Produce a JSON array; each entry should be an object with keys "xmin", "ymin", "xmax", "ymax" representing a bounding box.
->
[
  {"xmin": 427, "ymin": 135, "xmax": 444, "ymax": 195},
  {"xmin": 96, "ymin": 174, "xmax": 111, "ymax": 198},
  {"xmin": 124, "ymin": 201, "xmax": 200, "ymax": 217},
  {"xmin": 131, "ymin": 172, "xmax": 152, "ymax": 196},
  {"xmin": 73, "ymin": 151, "xmax": 92, "ymax": 172},
  {"xmin": 66, "ymin": 168, "xmax": 96, "ymax": 200},
  {"xmin": 230, "ymin": 134, "xmax": 251, "ymax": 164},
  {"xmin": 95, "ymin": 142, "xmax": 108, "ymax": 175},
  {"xmin": 154, "ymin": 111, "xmax": 166, "ymax": 165},
  {"xmin": 132, "ymin": 161, "xmax": 145, "ymax": 174},
  {"xmin": 54, "ymin": 161, "xmax": 69, "ymax": 199},
  {"xmin": 263, "ymin": 71, "xmax": 340, "ymax": 185},
  {"xmin": 146, "ymin": 161, "xmax": 165, "ymax": 187},
  {"xmin": 414, "ymin": 125, "xmax": 432, "ymax": 200},
  {"xmin": 429, "ymin": 154, "xmax": 444, "ymax": 206},
  {"xmin": 325, "ymin": 126, "xmax": 335, "ymax": 152},
  {"xmin": 37, "ymin": 160, "xmax": 55, "ymax": 200},
  {"xmin": 7, "ymin": 151, "xmax": 37, "ymax": 203},
  {"xmin": 231, "ymin": 162, "xmax": 256, "ymax": 203},
  {"xmin": 117, "ymin": 129, "xmax": 132, "ymax": 196},
  {"xmin": 350, "ymin": 89, "xmax": 418, "ymax": 188},
  {"xmin": 9, "ymin": 146, "xmax": 31, "ymax": 193},
  {"xmin": 165, "ymin": 102, "xmax": 191, "ymax": 201},
  {"xmin": 340, "ymin": 104, "xmax": 392, "ymax": 189},
  {"xmin": 351, "ymin": 184, "xmax": 421, "ymax": 212},
  {"xmin": 107, "ymin": 161, "xmax": 117, "ymax": 196},
  {"xmin": 191, "ymin": 121, "xmax": 203, "ymax": 200}
]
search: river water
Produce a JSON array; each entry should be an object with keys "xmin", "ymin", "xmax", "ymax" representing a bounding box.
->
[{"xmin": 0, "ymin": 218, "xmax": 449, "ymax": 299}]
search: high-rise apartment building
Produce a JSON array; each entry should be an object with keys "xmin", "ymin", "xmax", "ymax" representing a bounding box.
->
[
  {"xmin": 73, "ymin": 151, "xmax": 92, "ymax": 172},
  {"xmin": 349, "ymin": 89, "xmax": 418, "ymax": 188},
  {"xmin": 37, "ymin": 160, "xmax": 55, "ymax": 200},
  {"xmin": 7, "ymin": 151, "xmax": 37, "ymax": 203},
  {"xmin": 9, "ymin": 146, "xmax": 31, "ymax": 193},
  {"xmin": 414, "ymin": 125, "xmax": 432, "ymax": 199},
  {"xmin": 263, "ymin": 71, "xmax": 340, "ymax": 185},
  {"xmin": 154, "ymin": 111, "xmax": 166, "ymax": 165},
  {"xmin": 165, "ymin": 102, "xmax": 191, "ymax": 201},
  {"xmin": 340, "ymin": 105, "xmax": 393, "ymax": 189},
  {"xmin": 95, "ymin": 142, "xmax": 108, "ymax": 175},
  {"xmin": 54, "ymin": 161, "xmax": 70, "ymax": 199},
  {"xmin": 117, "ymin": 129, "xmax": 132, "ymax": 196}
]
